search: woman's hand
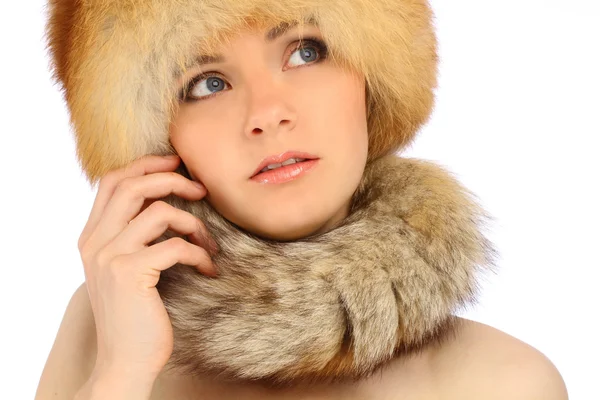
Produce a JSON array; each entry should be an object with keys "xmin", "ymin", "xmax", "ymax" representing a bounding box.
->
[{"xmin": 77, "ymin": 154, "xmax": 218, "ymax": 382}]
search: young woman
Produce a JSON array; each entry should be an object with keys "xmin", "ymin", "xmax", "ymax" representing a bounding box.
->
[{"xmin": 36, "ymin": 0, "xmax": 567, "ymax": 399}]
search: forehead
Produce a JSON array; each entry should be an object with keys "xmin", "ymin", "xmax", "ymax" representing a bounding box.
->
[{"xmin": 189, "ymin": 18, "xmax": 319, "ymax": 67}]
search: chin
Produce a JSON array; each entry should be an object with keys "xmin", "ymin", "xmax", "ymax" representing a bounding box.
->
[
  {"xmin": 240, "ymin": 211, "xmax": 329, "ymax": 242},
  {"xmin": 250, "ymin": 220, "xmax": 322, "ymax": 242}
]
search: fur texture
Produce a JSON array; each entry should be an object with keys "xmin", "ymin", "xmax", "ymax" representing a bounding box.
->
[
  {"xmin": 44, "ymin": 0, "xmax": 498, "ymax": 387},
  {"xmin": 44, "ymin": 0, "xmax": 438, "ymax": 184},
  {"xmin": 152, "ymin": 154, "xmax": 497, "ymax": 385}
]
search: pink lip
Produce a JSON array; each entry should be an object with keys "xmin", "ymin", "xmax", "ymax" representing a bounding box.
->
[
  {"xmin": 250, "ymin": 159, "xmax": 319, "ymax": 184},
  {"xmin": 251, "ymin": 151, "xmax": 319, "ymax": 178}
]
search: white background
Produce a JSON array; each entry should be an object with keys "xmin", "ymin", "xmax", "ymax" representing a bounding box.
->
[{"xmin": 1, "ymin": 0, "xmax": 598, "ymax": 398}]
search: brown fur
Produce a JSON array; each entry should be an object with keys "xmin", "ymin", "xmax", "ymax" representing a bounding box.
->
[
  {"xmin": 152, "ymin": 155, "xmax": 498, "ymax": 385},
  {"xmin": 43, "ymin": 0, "xmax": 497, "ymax": 387},
  {"xmin": 44, "ymin": 0, "xmax": 438, "ymax": 185}
]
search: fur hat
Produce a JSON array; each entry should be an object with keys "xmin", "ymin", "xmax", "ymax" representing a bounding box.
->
[{"xmin": 45, "ymin": 0, "xmax": 438, "ymax": 185}]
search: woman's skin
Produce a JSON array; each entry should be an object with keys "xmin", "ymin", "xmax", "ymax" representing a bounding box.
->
[
  {"xmin": 169, "ymin": 22, "xmax": 369, "ymax": 241},
  {"xmin": 35, "ymin": 23, "xmax": 568, "ymax": 400}
]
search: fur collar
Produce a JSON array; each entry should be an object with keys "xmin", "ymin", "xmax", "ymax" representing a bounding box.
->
[{"xmin": 154, "ymin": 153, "xmax": 497, "ymax": 386}]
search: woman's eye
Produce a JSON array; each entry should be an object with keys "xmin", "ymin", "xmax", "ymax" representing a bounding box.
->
[
  {"xmin": 287, "ymin": 39, "xmax": 326, "ymax": 68},
  {"xmin": 179, "ymin": 38, "xmax": 328, "ymax": 103},
  {"xmin": 182, "ymin": 74, "xmax": 229, "ymax": 102}
]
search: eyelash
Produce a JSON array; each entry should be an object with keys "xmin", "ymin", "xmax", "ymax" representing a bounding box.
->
[{"xmin": 178, "ymin": 37, "xmax": 329, "ymax": 103}]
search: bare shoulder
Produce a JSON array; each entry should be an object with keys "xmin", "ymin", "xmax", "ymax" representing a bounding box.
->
[
  {"xmin": 430, "ymin": 317, "xmax": 569, "ymax": 400},
  {"xmin": 35, "ymin": 282, "xmax": 98, "ymax": 400}
]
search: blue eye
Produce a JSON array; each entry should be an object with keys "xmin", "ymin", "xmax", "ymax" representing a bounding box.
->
[
  {"xmin": 184, "ymin": 75, "xmax": 228, "ymax": 101},
  {"xmin": 287, "ymin": 41, "xmax": 321, "ymax": 66},
  {"xmin": 179, "ymin": 37, "xmax": 329, "ymax": 103}
]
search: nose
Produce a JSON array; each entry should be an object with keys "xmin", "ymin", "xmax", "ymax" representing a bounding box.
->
[{"xmin": 243, "ymin": 70, "xmax": 297, "ymax": 137}]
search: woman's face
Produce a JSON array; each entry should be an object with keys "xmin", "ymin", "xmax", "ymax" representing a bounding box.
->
[{"xmin": 170, "ymin": 23, "xmax": 368, "ymax": 241}]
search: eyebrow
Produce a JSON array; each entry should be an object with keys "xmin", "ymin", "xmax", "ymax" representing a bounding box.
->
[{"xmin": 193, "ymin": 20, "xmax": 310, "ymax": 67}]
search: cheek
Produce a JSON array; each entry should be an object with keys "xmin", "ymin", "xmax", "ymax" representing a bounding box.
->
[
  {"xmin": 330, "ymin": 76, "xmax": 369, "ymax": 164},
  {"xmin": 310, "ymin": 72, "xmax": 368, "ymax": 144},
  {"xmin": 182, "ymin": 140, "xmax": 240, "ymax": 191},
  {"xmin": 342, "ymin": 74, "xmax": 367, "ymax": 119},
  {"xmin": 170, "ymin": 124, "xmax": 212, "ymax": 181},
  {"xmin": 310, "ymin": 70, "xmax": 366, "ymax": 121}
]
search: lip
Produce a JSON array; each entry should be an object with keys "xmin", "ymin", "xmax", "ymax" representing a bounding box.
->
[
  {"xmin": 250, "ymin": 151, "xmax": 320, "ymax": 178},
  {"xmin": 250, "ymin": 159, "xmax": 319, "ymax": 184}
]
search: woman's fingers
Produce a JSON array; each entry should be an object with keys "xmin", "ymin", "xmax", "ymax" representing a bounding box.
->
[
  {"xmin": 78, "ymin": 155, "xmax": 181, "ymax": 250},
  {"xmin": 113, "ymin": 237, "xmax": 218, "ymax": 285},
  {"xmin": 76, "ymin": 154, "xmax": 217, "ymax": 376},
  {"xmin": 83, "ymin": 166, "xmax": 207, "ymax": 255},
  {"xmin": 109, "ymin": 200, "xmax": 216, "ymax": 257}
]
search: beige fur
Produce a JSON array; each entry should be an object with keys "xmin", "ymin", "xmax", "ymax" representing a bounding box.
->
[
  {"xmin": 44, "ymin": 0, "xmax": 497, "ymax": 387},
  {"xmin": 45, "ymin": 0, "xmax": 437, "ymax": 185},
  {"xmin": 153, "ymin": 155, "xmax": 497, "ymax": 385}
]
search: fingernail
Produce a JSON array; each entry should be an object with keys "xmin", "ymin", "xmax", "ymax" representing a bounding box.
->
[
  {"xmin": 198, "ymin": 263, "xmax": 217, "ymax": 277},
  {"xmin": 208, "ymin": 263, "xmax": 219, "ymax": 277},
  {"xmin": 192, "ymin": 181, "xmax": 205, "ymax": 190}
]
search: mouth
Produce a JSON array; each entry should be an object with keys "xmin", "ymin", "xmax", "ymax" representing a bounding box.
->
[
  {"xmin": 250, "ymin": 151, "xmax": 320, "ymax": 178},
  {"xmin": 250, "ymin": 158, "xmax": 320, "ymax": 184}
]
